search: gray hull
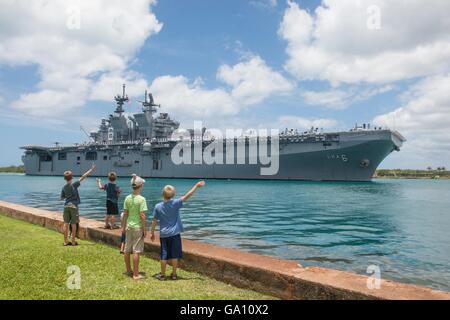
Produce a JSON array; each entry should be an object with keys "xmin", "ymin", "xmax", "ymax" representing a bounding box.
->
[{"xmin": 22, "ymin": 129, "xmax": 404, "ymax": 182}]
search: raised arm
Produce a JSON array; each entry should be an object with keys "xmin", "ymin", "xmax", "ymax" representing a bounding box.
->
[
  {"xmin": 79, "ymin": 163, "xmax": 96, "ymax": 183},
  {"xmin": 180, "ymin": 180, "xmax": 205, "ymax": 202},
  {"xmin": 96, "ymin": 178, "xmax": 104, "ymax": 190}
]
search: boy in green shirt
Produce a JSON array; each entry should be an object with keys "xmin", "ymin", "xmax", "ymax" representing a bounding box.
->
[{"xmin": 121, "ymin": 174, "xmax": 147, "ymax": 280}]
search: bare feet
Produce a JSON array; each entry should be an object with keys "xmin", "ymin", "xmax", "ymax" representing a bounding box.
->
[{"xmin": 133, "ymin": 274, "xmax": 145, "ymax": 280}]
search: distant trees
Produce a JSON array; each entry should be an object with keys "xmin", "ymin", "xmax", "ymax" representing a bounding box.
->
[
  {"xmin": 426, "ymin": 167, "xmax": 448, "ymax": 171},
  {"xmin": 375, "ymin": 168, "xmax": 449, "ymax": 179},
  {"xmin": 0, "ymin": 165, "xmax": 24, "ymax": 173}
]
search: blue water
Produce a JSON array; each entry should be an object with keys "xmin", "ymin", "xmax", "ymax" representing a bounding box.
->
[{"xmin": 0, "ymin": 173, "xmax": 449, "ymax": 291}]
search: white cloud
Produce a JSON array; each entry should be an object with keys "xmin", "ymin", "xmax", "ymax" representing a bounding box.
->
[
  {"xmin": 0, "ymin": 0, "xmax": 162, "ymax": 116},
  {"xmin": 89, "ymin": 71, "xmax": 149, "ymax": 101},
  {"xmin": 11, "ymin": 79, "xmax": 90, "ymax": 117},
  {"xmin": 301, "ymin": 90, "xmax": 354, "ymax": 109},
  {"xmin": 151, "ymin": 55, "xmax": 294, "ymax": 119},
  {"xmin": 217, "ymin": 55, "xmax": 294, "ymax": 106},
  {"xmin": 373, "ymin": 74, "xmax": 450, "ymax": 168},
  {"xmin": 302, "ymin": 85, "xmax": 393, "ymax": 109},
  {"xmin": 250, "ymin": 0, "xmax": 278, "ymax": 9},
  {"xmin": 279, "ymin": 0, "xmax": 450, "ymax": 85},
  {"xmin": 0, "ymin": 0, "xmax": 293, "ymax": 125},
  {"xmin": 276, "ymin": 115, "xmax": 338, "ymax": 131},
  {"xmin": 279, "ymin": 0, "xmax": 450, "ymax": 168},
  {"xmin": 149, "ymin": 75, "xmax": 238, "ymax": 118}
]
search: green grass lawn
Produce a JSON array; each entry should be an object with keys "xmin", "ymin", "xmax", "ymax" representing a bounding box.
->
[{"xmin": 0, "ymin": 214, "xmax": 273, "ymax": 300}]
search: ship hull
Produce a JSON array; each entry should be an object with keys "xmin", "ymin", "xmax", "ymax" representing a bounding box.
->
[{"xmin": 21, "ymin": 130, "xmax": 403, "ymax": 182}]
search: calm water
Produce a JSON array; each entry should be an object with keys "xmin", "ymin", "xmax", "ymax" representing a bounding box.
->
[{"xmin": 0, "ymin": 173, "xmax": 449, "ymax": 291}]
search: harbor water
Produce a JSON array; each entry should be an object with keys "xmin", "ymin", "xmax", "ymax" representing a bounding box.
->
[{"xmin": 0, "ymin": 173, "xmax": 449, "ymax": 291}]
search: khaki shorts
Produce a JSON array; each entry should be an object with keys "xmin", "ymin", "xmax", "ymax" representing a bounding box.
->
[
  {"xmin": 125, "ymin": 228, "xmax": 145, "ymax": 254},
  {"xmin": 63, "ymin": 205, "xmax": 79, "ymax": 225}
]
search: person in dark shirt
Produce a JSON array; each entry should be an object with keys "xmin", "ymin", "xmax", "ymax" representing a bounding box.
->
[
  {"xmin": 60, "ymin": 163, "xmax": 96, "ymax": 246},
  {"xmin": 96, "ymin": 172, "xmax": 121, "ymax": 229}
]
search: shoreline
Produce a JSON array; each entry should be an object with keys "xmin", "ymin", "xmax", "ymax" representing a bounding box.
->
[
  {"xmin": 1, "ymin": 200, "xmax": 448, "ymax": 300},
  {"xmin": 2, "ymin": 165, "xmax": 449, "ymax": 181},
  {"xmin": 2, "ymin": 171, "xmax": 450, "ymax": 181},
  {"xmin": 373, "ymin": 176, "xmax": 450, "ymax": 180},
  {"xmin": 375, "ymin": 169, "xmax": 449, "ymax": 180}
]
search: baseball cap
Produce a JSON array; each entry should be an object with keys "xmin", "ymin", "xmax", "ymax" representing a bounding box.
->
[{"xmin": 131, "ymin": 174, "xmax": 145, "ymax": 187}]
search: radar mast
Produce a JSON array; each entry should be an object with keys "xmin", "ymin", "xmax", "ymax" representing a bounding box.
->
[
  {"xmin": 139, "ymin": 90, "xmax": 160, "ymax": 114},
  {"xmin": 114, "ymin": 84, "xmax": 129, "ymax": 115}
]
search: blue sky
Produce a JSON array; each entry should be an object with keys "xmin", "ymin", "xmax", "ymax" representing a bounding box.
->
[{"xmin": 0, "ymin": 0, "xmax": 449, "ymax": 168}]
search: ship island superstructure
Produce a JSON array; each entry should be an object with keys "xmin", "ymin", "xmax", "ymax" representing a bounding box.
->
[{"xmin": 22, "ymin": 85, "xmax": 405, "ymax": 181}]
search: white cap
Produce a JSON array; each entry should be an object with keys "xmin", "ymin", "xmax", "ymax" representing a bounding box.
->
[{"xmin": 131, "ymin": 174, "xmax": 145, "ymax": 187}]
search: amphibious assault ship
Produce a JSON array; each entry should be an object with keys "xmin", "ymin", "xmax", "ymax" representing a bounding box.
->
[{"xmin": 21, "ymin": 85, "xmax": 405, "ymax": 181}]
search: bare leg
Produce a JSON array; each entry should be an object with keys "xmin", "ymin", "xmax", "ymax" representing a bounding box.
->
[
  {"xmin": 105, "ymin": 215, "xmax": 110, "ymax": 228},
  {"xmin": 111, "ymin": 215, "xmax": 116, "ymax": 228},
  {"xmin": 132, "ymin": 253, "xmax": 140, "ymax": 278},
  {"xmin": 64, "ymin": 223, "xmax": 69, "ymax": 244},
  {"xmin": 71, "ymin": 224, "xmax": 77, "ymax": 243},
  {"xmin": 124, "ymin": 252, "xmax": 132, "ymax": 274},
  {"xmin": 171, "ymin": 259, "xmax": 178, "ymax": 276},
  {"xmin": 160, "ymin": 260, "xmax": 167, "ymax": 276}
]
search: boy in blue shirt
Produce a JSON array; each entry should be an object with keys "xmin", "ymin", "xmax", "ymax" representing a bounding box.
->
[
  {"xmin": 96, "ymin": 172, "xmax": 121, "ymax": 229},
  {"xmin": 151, "ymin": 180, "xmax": 205, "ymax": 280}
]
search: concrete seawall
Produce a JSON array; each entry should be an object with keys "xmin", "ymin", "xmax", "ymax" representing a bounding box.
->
[{"xmin": 1, "ymin": 200, "xmax": 449, "ymax": 300}]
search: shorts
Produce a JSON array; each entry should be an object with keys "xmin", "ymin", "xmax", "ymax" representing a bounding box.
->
[
  {"xmin": 106, "ymin": 200, "xmax": 119, "ymax": 215},
  {"xmin": 63, "ymin": 205, "xmax": 79, "ymax": 225},
  {"xmin": 160, "ymin": 234, "xmax": 182, "ymax": 260},
  {"xmin": 124, "ymin": 228, "xmax": 145, "ymax": 254}
]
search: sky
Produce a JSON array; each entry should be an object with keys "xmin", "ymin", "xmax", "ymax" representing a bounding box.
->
[{"xmin": 0, "ymin": 0, "xmax": 449, "ymax": 169}]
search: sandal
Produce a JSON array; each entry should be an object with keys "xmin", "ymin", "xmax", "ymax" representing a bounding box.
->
[
  {"xmin": 123, "ymin": 271, "xmax": 133, "ymax": 277},
  {"xmin": 72, "ymin": 241, "xmax": 78, "ymax": 246},
  {"xmin": 63, "ymin": 242, "xmax": 72, "ymax": 246},
  {"xmin": 154, "ymin": 273, "xmax": 166, "ymax": 281},
  {"xmin": 170, "ymin": 274, "xmax": 178, "ymax": 281}
]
